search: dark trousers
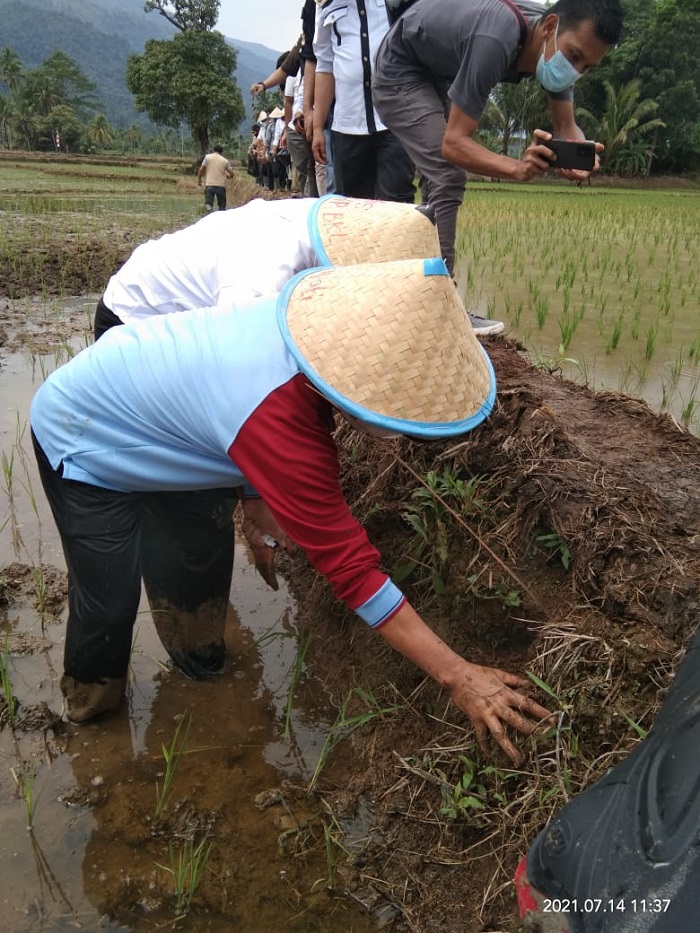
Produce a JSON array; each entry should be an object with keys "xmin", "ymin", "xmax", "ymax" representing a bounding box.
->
[
  {"xmin": 331, "ymin": 129, "xmax": 415, "ymax": 202},
  {"xmin": 38, "ymin": 298, "xmax": 239, "ymax": 687},
  {"xmin": 204, "ymin": 185, "xmax": 227, "ymax": 210},
  {"xmin": 33, "ymin": 432, "xmax": 235, "ymax": 684}
]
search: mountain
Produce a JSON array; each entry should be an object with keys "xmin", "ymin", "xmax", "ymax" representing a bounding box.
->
[{"xmin": 0, "ymin": 0, "xmax": 279, "ymax": 129}]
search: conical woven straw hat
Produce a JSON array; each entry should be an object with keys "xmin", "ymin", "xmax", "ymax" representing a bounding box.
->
[
  {"xmin": 278, "ymin": 259, "xmax": 496, "ymax": 438},
  {"xmin": 309, "ymin": 195, "xmax": 441, "ymax": 267}
]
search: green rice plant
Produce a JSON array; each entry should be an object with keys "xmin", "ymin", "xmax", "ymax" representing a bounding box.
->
[
  {"xmin": 645, "ymin": 323, "xmax": 658, "ymax": 360},
  {"xmin": 630, "ymin": 307, "xmax": 641, "ymax": 340},
  {"xmin": 283, "ymin": 628, "xmax": 312, "ymax": 742},
  {"xmin": 308, "ymin": 687, "xmax": 400, "ymax": 793},
  {"xmin": 154, "ymin": 711, "xmax": 192, "ymax": 820},
  {"xmin": 535, "ymin": 294, "xmax": 550, "ymax": 329},
  {"xmin": 558, "ymin": 311, "xmax": 577, "ymax": 353},
  {"xmin": 11, "ymin": 766, "xmax": 45, "ymax": 830},
  {"xmin": 605, "ymin": 313, "xmax": 624, "ymax": 353},
  {"xmin": 1, "ymin": 448, "xmax": 15, "ymax": 498},
  {"xmin": 681, "ymin": 382, "xmax": 699, "ymax": 428},
  {"xmin": 156, "ymin": 837, "xmax": 213, "ymax": 914},
  {"xmin": 0, "ymin": 635, "xmax": 17, "ymax": 729}
]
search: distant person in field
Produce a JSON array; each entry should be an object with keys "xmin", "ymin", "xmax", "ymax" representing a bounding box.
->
[{"xmin": 197, "ymin": 144, "xmax": 234, "ymax": 211}]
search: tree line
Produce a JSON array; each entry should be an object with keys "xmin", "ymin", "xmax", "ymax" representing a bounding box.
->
[{"xmin": 0, "ymin": 0, "xmax": 698, "ymax": 175}]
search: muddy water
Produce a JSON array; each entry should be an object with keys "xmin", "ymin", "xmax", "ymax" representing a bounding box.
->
[{"xmin": 0, "ymin": 300, "xmax": 373, "ymax": 931}]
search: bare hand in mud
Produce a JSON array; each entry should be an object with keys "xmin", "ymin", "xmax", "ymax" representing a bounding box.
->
[
  {"xmin": 241, "ymin": 498, "xmax": 294, "ymax": 591},
  {"xmin": 450, "ymin": 664, "xmax": 553, "ymax": 766}
]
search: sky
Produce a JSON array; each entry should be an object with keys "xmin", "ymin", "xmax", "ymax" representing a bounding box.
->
[{"xmin": 216, "ymin": 0, "xmax": 304, "ymax": 53}]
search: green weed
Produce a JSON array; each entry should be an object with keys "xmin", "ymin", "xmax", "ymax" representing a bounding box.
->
[
  {"xmin": 394, "ymin": 468, "xmax": 485, "ymax": 594},
  {"xmin": 535, "ymin": 532, "xmax": 571, "ymax": 570}
]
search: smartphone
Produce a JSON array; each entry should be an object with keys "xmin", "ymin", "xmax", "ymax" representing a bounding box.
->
[{"xmin": 545, "ymin": 139, "xmax": 596, "ymax": 172}]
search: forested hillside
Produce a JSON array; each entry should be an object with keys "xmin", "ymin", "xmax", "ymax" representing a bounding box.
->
[{"xmin": 0, "ymin": 0, "xmax": 278, "ymax": 129}]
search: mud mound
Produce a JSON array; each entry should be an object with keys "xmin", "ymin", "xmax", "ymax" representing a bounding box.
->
[{"xmin": 473, "ymin": 339, "xmax": 700, "ymax": 637}]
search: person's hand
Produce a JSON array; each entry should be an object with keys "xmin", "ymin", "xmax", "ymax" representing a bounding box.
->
[
  {"xmin": 240, "ymin": 497, "xmax": 294, "ymax": 591},
  {"xmin": 303, "ymin": 107, "xmax": 314, "ymax": 143},
  {"xmin": 515, "ymin": 129, "xmax": 558, "ymax": 181},
  {"xmin": 449, "ymin": 662, "xmax": 553, "ymax": 765},
  {"xmin": 250, "ymin": 81, "xmax": 265, "ymax": 96},
  {"xmin": 311, "ymin": 126, "xmax": 327, "ymax": 165}
]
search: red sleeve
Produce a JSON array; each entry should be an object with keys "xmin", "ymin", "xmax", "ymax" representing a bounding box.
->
[{"xmin": 229, "ymin": 374, "xmax": 391, "ymax": 610}]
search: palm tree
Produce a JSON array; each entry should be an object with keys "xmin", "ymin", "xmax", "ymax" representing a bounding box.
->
[
  {"xmin": 0, "ymin": 47, "xmax": 23, "ymax": 94},
  {"xmin": 0, "ymin": 94, "xmax": 14, "ymax": 148},
  {"xmin": 576, "ymin": 79, "xmax": 665, "ymax": 172},
  {"xmin": 88, "ymin": 113, "xmax": 113, "ymax": 149}
]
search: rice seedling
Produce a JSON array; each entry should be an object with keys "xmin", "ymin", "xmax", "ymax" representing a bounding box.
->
[
  {"xmin": 308, "ymin": 687, "xmax": 400, "ymax": 792},
  {"xmin": 0, "ymin": 635, "xmax": 17, "ymax": 729},
  {"xmin": 605, "ymin": 313, "xmax": 624, "ymax": 354},
  {"xmin": 283, "ymin": 628, "xmax": 312, "ymax": 742},
  {"xmin": 11, "ymin": 765, "xmax": 45, "ymax": 831},
  {"xmin": 645, "ymin": 324, "xmax": 658, "ymax": 360},
  {"xmin": 154, "ymin": 711, "xmax": 192, "ymax": 820},
  {"xmin": 558, "ymin": 311, "xmax": 577, "ymax": 353},
  {"xmin": 156, "ymin": 836, "xmax": 213, "ymax": 914}
]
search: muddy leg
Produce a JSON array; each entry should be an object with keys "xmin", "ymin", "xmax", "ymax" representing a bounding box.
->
[
  {"xmin": 140, "ymin": 489, "xmax": 235, "ymax": 679},
  {"xmin": 32, "ymin": 432, "xmax": 141, "ymax": 722}
]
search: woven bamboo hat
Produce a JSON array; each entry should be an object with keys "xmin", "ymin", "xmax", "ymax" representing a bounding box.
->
[
  {"xmin": 277, "ymin": 258, "xmax": 496, "ymax": 438},
  {"xmin": 309, "ymin": 194, "xmax": 441, "ymax": 267},
  {"xmin": 269, "ymin": 106, "xmax": 285, "ymax": 119}
]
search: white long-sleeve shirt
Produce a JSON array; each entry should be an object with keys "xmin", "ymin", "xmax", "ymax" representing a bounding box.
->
[{"xmin": 102, "ymin": 198, "xmax": 318, "ymax": 323}]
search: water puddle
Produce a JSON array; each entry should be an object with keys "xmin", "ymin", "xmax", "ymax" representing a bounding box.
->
[{"xmin": 0, "ymin": 299, "xmax": 374, "ymax": 931}]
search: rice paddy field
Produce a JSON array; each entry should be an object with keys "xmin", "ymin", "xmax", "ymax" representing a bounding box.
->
[
  {"xmin": 456, "ymin": 180, "xmax": 700, "ymax": 433},
  {"xmin": 1, "ymin": 152, "xmax": 699, "ymax": 932}
]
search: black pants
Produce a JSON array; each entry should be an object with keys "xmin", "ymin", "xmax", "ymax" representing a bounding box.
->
[
  {"xmin": 331, "ymin": 129, "xmax": 415, "ymax": 202},
  {"xmin": 37, "ymin": 298, "xmax": 239, "ymax": 686},
  {"xmin": 204, "ymin": 185, "xmax": 226, "ymax": 210},
  {"xmin": 33, "ymin": 432, "xmax": 235, "ymax": 684}
]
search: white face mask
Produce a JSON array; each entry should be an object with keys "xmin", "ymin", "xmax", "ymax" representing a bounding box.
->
[{"xmin": 536, "ymin": 22, "xmax": 582, "ymax": 93}]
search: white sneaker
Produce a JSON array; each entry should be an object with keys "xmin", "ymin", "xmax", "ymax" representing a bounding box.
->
[{"xmin": 468, "ymin": 313, "xmax": 505, "ymax": 336}]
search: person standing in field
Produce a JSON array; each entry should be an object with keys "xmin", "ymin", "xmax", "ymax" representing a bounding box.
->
[
  {"xmin": 372, "ymin": 0, "xmax": 624, "ymax": 278},
  {"xmin": 312, "ymin": 0, "xmax": 415, "ymax": 204},
  {"xmin": 197, "ymin": 144, "xmax": 234, "ymax": 211}
]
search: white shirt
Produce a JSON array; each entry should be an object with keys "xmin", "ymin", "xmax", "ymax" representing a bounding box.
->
[
  {"xmin": 272, "ymin": 116, "xmax": 286, "ymax": 149},
  {"xmin": 285, "ymin": 72, "xmax": 306, "ymax": 127},
  {"xmin": 314, "ymin": 0, "xmax": 390, "ymax": 135},
  {"xmin": 102, "ymin": 198, "xmax": 318, "ymax": 323}
]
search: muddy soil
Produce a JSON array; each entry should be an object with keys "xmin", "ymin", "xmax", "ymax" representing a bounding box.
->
[{"xmin": 1, "ymin": 248, "xmax": 699, "ymax": 930}]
